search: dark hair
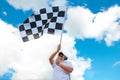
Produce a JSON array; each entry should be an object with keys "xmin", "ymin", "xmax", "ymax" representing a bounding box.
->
[{"xmin": 58, "ymin": 52, "xmax": 68, "ymax": 60}]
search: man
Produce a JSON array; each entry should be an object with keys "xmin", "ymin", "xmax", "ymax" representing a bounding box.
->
[{"xmin": 49, "ymin": 44, "xmax": 73, "ymax": 80}]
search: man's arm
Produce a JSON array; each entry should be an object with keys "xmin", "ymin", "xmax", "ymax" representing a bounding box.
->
[
  {"xmin": 49, "ymin": 44, "xmax": 61, "ymax": 65},
  {"xmin": 57, "ymin": 62, "xmax": 73, "ymax": 73}
]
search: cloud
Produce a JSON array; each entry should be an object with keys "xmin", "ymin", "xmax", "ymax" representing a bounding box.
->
[
  {"xmin": 64, "ymin": 5, "xmax": 120, "ymax": 46},
  {"xmin": 7, "ymin": 0, "xmax": 49, "ymax": 11},
  {"xmin": 50, "ymin": 0, "xmax": 67, "ymax": 7},
  {"xmin": 113, "ymin": 61, "xmax": 120, "ymax": 67},
  {"xmin": 0, "ymin": 19, "xmax": 21, "ymax": 76},
  {"xmin": 7, "ymin": 0, "xmax": 67, "ymax": 11},
  {"xmin": 0, "ymin": 19, "xmax": 91, "ymax": 80},
  {"xmin": 3, "ymin": 11, "xmax": 7, "ymax": 16}
]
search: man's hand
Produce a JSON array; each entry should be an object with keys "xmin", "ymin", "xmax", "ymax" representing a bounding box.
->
[{"xmin": 56, "ymin": 58, "xmax": 60, "ymax": 65}]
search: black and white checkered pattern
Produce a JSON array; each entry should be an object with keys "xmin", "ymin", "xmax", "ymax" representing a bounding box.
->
[{"xmin": 19, "ymin": 6, "xmax": 66, "ymax": 42}]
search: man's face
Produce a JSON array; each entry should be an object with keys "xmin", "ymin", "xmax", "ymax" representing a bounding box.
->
[{"xmin": 57, "ymin": 54, "xmax": 64, "ymax": 61}]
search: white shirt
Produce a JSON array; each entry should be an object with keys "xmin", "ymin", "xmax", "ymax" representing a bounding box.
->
[{"xmin": 52, "ymin": 60, "xmax": 73, "ymax": 80}]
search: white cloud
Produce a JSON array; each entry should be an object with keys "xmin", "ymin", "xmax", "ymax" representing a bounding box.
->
[
  {"xmin": 7, "ymin": 0, "xmax": 67, "ymax": 11},
  {"xmin": 3, "ymin": 11, "xmax": 7, "ymax": 16},
  {"xmin": 50, "ymin": 0, "xmax": 67, "ymax": 7},
  {"xmin": 65, "ymin": 5, "xmax": 120, "ymax": 46},
  {"xmin": 7, "ymin": 0, "xmax": 49, "ymax": 11},
  {"xmin": 113, "ymin": 61, "xmax": 120, "ymax": 67},
  {"xmin": 0, "ymin": 19, "xmax": 21, "ymax": 76},
  {"xmin": 0, "ymin": 19, "xmax": 91, "ymax": 80}
]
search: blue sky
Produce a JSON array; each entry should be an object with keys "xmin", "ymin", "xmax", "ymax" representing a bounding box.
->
[
  {"xmin": 0, "ymin": 0, "xmax": 120, "ymax": 80},
  {"xmin": 0, "ymin": 0, "xmax": 33, "ymax": 27},
  {"xmin": 76, "ymin": 39, "xmax": 120, "ymax": 80},
  {"xmin": 68, "ymin": 0, "xmax": 120, "ymax": 13}
]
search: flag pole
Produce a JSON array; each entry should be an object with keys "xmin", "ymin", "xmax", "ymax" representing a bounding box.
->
[
  {"xmin": 60, "ymin": 33, "xmax": 62, "ymax": 44},
  {"xmin": 59, "ymin": 22, "xmax": 64, "ymax": 45}
]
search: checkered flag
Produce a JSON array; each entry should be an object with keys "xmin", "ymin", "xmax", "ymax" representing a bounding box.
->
[{"xmin": 19, "ymin": 6, "xmax": 66, "ymax": 42}]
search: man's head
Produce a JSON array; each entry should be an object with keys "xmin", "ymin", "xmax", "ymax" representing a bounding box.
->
[{"xmin": 58, "ymin": 52, "xmax": 68, "ymax": 60}]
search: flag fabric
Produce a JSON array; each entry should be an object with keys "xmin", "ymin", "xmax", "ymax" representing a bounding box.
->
[{"xmin": 19, "ymin": 6, "xmax": 66, "ymax": 42}]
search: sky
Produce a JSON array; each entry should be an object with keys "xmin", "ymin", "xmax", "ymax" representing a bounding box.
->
[{"xmin": 0, "ymin": 0, "xmax": 120, "ymax": 80}]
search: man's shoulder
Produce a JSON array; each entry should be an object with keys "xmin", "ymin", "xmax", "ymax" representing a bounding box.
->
[
  {"xmin": 64, "ymin": 60, "xmax": 72, "ymax": 63},
  {"xmin": 63, "ymin": 60, "xmax": 73, "ymax": 68}
]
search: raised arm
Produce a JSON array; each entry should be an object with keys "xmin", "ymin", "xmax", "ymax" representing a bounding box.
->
[{"xmin": 49, "ymin": 44, "xmax": 61, "ymax": 65}]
